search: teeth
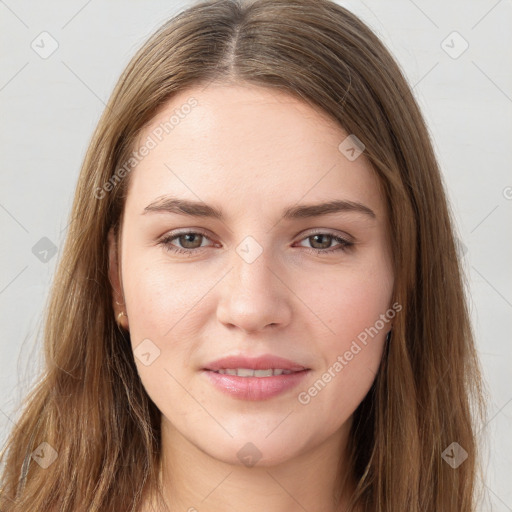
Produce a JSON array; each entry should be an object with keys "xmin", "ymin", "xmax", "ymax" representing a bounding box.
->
[{"xmin": 214, "ymin": 368, "xmax": 295, "ymax": 377}]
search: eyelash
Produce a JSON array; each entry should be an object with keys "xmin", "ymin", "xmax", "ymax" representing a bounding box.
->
[{"xmin": 158, "ymin": 230, "xmax": 353, "ymax": 256}]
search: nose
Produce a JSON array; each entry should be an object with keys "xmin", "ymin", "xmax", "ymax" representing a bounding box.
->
[{"xmin": 216, "ymin": 247, "xmax": 292, "ymax": 335}]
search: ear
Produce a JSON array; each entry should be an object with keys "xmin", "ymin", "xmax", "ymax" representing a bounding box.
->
[{"xmin": 108, "ymin": 227, "xmax": 129, "ymax": 330}]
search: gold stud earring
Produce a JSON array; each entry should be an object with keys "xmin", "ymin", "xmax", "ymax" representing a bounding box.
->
[{"xmin": 114, "ymin": 298, "xmax": 128, "ymax": 327}]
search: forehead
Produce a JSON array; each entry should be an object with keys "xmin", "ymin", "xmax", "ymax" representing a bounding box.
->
[{"xmin": 124, "ymin": 84, "xmax": 383, "ymax": 219}]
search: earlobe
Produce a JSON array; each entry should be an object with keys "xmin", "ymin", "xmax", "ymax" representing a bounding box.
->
[{"xmin": 107, "ymin": 227, "xmax": 129, "ymax": 330}]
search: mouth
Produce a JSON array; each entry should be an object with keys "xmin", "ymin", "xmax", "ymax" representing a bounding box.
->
[
  {"xmin": 202, "ymin": 366, "xmax": 311, "ymax": 401},
  {"xmin": 201, "ymin": 354, "xmax": 311, "ymax": 400},
  {"xmin": 208, "ymin": 368, "xmax": 305, "ymax": 377},
  {"xmin": 203, "ymin": 354, "xmax": 310, "ymax": 374}
]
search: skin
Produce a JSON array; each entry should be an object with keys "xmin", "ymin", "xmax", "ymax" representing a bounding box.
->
[{"xmin": 108, "ymin": 83, "xmax": 394, "ymax": 512}]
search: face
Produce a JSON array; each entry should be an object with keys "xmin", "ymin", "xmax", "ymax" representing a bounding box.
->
[{"xmin": 108, "ymin": 83, "xmax": 394, "ymax": 467}]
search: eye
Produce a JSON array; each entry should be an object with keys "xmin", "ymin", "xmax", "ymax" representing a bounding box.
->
[
  {"xmin": 158, "ymin": 230, "xmax": 214, "ymax": 256},
  {"xmin": 294, "ymin": 232, "xmax": 353, "ymax": 255},
  {"xmin": 158, "ymin": 230, "xmax": 353, "ymax": 256}
]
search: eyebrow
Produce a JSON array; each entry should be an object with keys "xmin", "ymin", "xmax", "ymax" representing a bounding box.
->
[{"xmin": 142, "ymin": 196, "xmax": 376, "ymax": 220}]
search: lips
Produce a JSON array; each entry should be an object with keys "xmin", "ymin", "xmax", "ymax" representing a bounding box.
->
[
  {"xmin": 202, "ymin": 354, "xmax": 311, "ymax": 400},
  {"xmin": 203, "ymin": 354, "xmax": 309, "ymax": 373}
]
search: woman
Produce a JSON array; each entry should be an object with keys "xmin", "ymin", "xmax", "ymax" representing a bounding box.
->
[{"xmin": 0, "ymin": 0, "xmax": 486, "ymax": 510}]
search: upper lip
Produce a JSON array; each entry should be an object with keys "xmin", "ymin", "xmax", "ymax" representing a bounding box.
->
[{"xmin": 203, "ymin": 354, "xmax": 309, "ymax": 372}]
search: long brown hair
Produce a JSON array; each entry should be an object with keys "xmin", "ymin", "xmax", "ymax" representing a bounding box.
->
[{"xmin": 0, "ymin": 0, "xmax": 486, "ymax": 510}]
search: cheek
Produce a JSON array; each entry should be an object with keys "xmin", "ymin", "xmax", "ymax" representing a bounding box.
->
[
  {"xmin": 119, "ymin": 250, "xmax": 200, "ymax": 377},
  {"xmin": 122, "ymin": 263, "xmax": 203, "ymax": 406},
  {"xmin": 304, "ymin": 258, "xmax": 393, "ymax": 343},
  {"xmin": 294, "ymin": 260, "xmax": 392, "ymax": 422},
  {"xmin": 296, "ymin": 309, "xmax": 388, "ymax": 438},
  {"xmin": 124, "ymin": 255, "xmax": 203, "ymax": 334}
]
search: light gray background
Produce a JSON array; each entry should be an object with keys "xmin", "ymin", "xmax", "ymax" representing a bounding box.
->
[{"xmin": 1, "ymin": 0, "xmax": 511, "ymax": 509}]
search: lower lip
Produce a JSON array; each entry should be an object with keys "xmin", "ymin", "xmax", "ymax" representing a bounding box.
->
[{"xmin": 202, "ymin": 369, "xmax": 310, "ymax": 401}]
